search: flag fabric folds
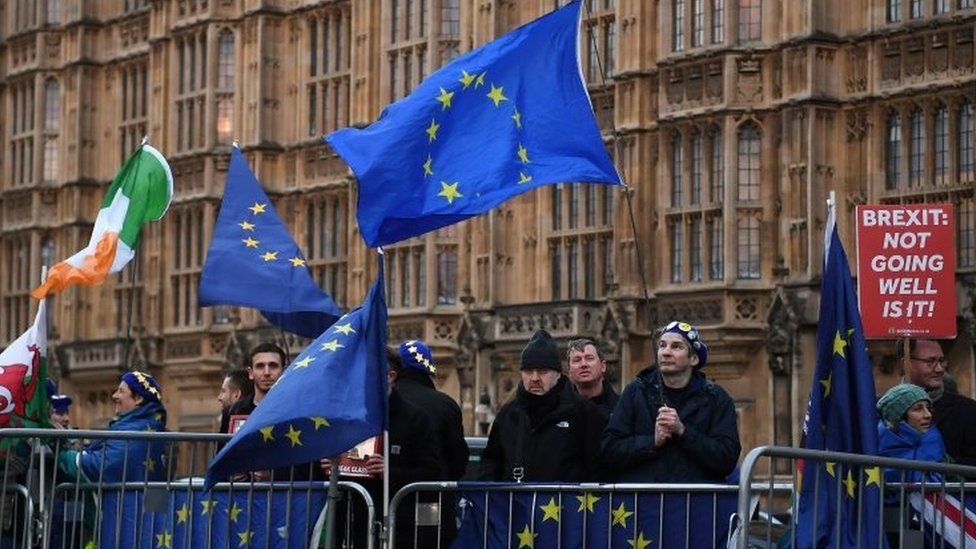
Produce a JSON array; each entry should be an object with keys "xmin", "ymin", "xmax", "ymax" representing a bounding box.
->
[
  {"xmin": 0, "ymin": 301, "xmax": 49, "ymax": 435},
  {"xmin": 326, "ymin": 0, "xmax": 621, "ymax": 247},
  {"xmin": 794, "ymin": 210, "xmax": 884, "ymax": 548},
  {"xmin": 451, "ymin": 487, "xmax": 737, "ymax": 549},
  {"xmin": 199, "ymin": 147, "xmax": 342, "ymax": 338},
  {"xmin": 33, "ymin": 144, "xmax": 173, "ymax": 298},
  {"xmin": 204, "ymin": 260, "xmax": 387, "ymax": 489}
]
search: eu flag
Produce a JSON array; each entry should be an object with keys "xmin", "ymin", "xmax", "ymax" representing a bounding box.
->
[
  {"xmin": 204, "ymin": 259, "xmax": 387, "ymax": 489},
  {"xmin": 794, "ymin": 211, "xmax": 884, "ymax": 548},
  {"xmin": 326, "ymin": 0, "xmax": 621, "ymax": 247},
  {"xmin": 199, "ymin": 147, "xmax": 341, "ymax": 338}
]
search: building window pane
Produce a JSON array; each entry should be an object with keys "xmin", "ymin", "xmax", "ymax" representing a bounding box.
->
[
  {"xmin": 673, "ymin": 0, "xmax": 685, "ymax": 51},
  {"xmin": 567, "ymin": 240, "xmax": 578, "ymax": 299},
  {"xmin": 691, "ymin": 133, "xmax": 703, "ymax": 204},
  {"xmin": 935, "ymin": 0, "xmax": 949, "ymax": 12},
  {"xmin": 218, "ymin": 32, "xmax": 235, "ymax": 89},
  {"xmin": 308, "ymin": 86, "xmax": 317, "ymax": 136},
  {"xmin": 886, "ymin": 114, "xmax": 902, "ymax": 189},
  {"xmin": 737, "ymin": 125, "xmax": 760, "ymax": 201},
  {"xmin": 551, "ymin": 245, "xmax": 562, "ymax": 300},
  {"xmin": 888, "ymin": 0, "xmax": 901, "ymax": 21},
  {"xmin": 671, "ymin": 219, "xmax": 683, "ymax": 283},
  {"xmin": 910, "ymin": 0, "xmax": 922, "ymax": 18},
  {"xmin": 909, "ymin": 110, "xmax": 924, "ymax": 187},
  {"xmin": 692, "ymin": 0, "xmax": 704, "ymax": 46},
  {"xmin": 934, "ymin": 106, "xmax": 948, "ymax": 185},
  {"xmin": 43, "ymin": 138, "xmax": 59, "ymax": 184},
  {"xmin": 958, "ymin": 198, "xmax": 975, "ymax": 268},
  {"xmin": 737, "ymin": 216, "xmax": 760, "ymax": 279},
  {"xmin": 552, "ymin": 185, "xmax": 562, "ymax": 230},
  {"xmin": 587, "ymin": 25, "xmax": 598, "ymax": 81},
  {"xmin": 711, "ymin": 129, "xmax": 724, "ymax": 203},
  {"xmin": 442, "ymin": 0, "xmax": 459, "ymax": 35},
  {"xmin": 390, "ymin": 56, "xmax": 398, "ymax": 102},
  {"xmin": 690, "ymin": 218, "xmax": 702, "ymax": 281},
  {"xmin": 712, "ymin": 0, "xmax": 724, "ymax": 43},
  {"xmin": 586, "ymin": 185, "xmax": 597, "ymax": 226},
  {"xmin": 416, "ymin": 250, "xmax": 427, "ymax": 306},
  {"xmin": 602, "ymin": 185, "xmax": 613, "ymax": 225},
  {"xmin": 216, "ymin": 98, "xmax": 233, "ymax": 144},
  {"xmin": 406, "ymin": 0, "xmax": 414, "ymax": 38},
  {"xmin": 959, "ymin": 102, "xmax": 974, "ymax": 180},
  {"xmin": 603, "ymin": 21, "xmax": 615, "ymax": 78},
  {"xmin": 44, "ymin": 80, "xmax": 60, "ymax": 131},
  {"xmin": 436, "ymin": 248, "xmax": 457, "ymax": 304},
  {"xmin": 569, "ymin": 186, "xmax": 579, "ymax": 229},
  {"xmin": 738, "ymin": 0, "xmax": 761, "ymax": 42},
  {"xmin": 710, "ymin": 218, "xmax": 724, "ymax": 279},
  {"xmin": 672, "ymin": 135, "xmax": 683, "ymax": 206},
  {"xmin": 584, "ymin": 240, "xmax": 595, "ymax": 299},
  {"xmin": 400, "ymin": 251, "xmax": 410, "ymax": 307},
  {"xmin": 391, "ymin": 0, "xmax": 399, "ymax": 42}
]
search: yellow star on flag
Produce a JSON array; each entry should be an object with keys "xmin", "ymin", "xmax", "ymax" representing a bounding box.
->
[
  {"xmin": 475, "ymin": 72, "xmax": 486, "ymax": 87},
  {"xmin": 248, "ymin": 203, "xmax": 267, "ymax": 215},
  {"xmin": 487, "ymin": 84, "xmax": 508, "ymax": 107},
  {"xmin": 426, "ymin": 119, "xmax": 440, "ymax": 142},
  {"xmin": 237, "ymin": 530, "xmax": 253, "ymax": 547},
  {"xmin": 321, "ymin": 339, "xmax": 343, "ymax": 352},
  {"xmin": 311, "ymin": 416, "xmax": 330, "ymax": 430},
  {"xmin": 289, "ymin": 257, "xmax": 306, "ymax": 267},
  {"xmin": 459, "ymin": 70, "xmax": 476, "ymax": 88},
  {"xmin": 515, "ymin": 524, "xmax": 536, "ymax": 548},
  {"xmin": 576, "ymin": 492, "xmax": 601, "ymax": 513},
  {"xmin": 512, "ymin": 108, "xmax": 522, "ymax": 129},
  {"xmin": 156, "ymin": 531, "xmax": 172, "ymax": 548},
  {"xmin": 517, "ymin": 144, "xmax": 530, "ymax": 164},
  {"xmin": 539, "ymin": 497, "xmax": 561, "ymax": 523},
  {"xmin": 293, "ymin": 355, "xmax": 315, "ymax": 369},
  {"xmin": 143, "ymin": 457, "xmax": 156, "ymax": 473},
  {"xmin": 228, "ymin": 502, "xmax": 243, "ymax": 522},
  {"xmin": 865, "ymin": 466, "xmax": 882, "ymax": 488},
  {"xmin": 438, "ymin": 181, "xmax": 463, "ymax": 204},
  {"xmin": 843, "ymin": 470, "xmax": 857, "ymax": 498},
  {"xmin": 611, "ymin": 502, "xmax": 634, "ymax": 527},
  {"xmin": 833, "ymin": 330, "xmax": 848, "ymax": 357},
  {"xmin": 261, "ymin": 251, "xmax": 278, "ymax": 262},
  {"xmin": 825, "ymin": 461, "xmax": 836, "ymax": 477},
  {"xmin": 200, "ymin": 500, "xmax": 217, "ymax": 515},
  {"xmin": 628, "ymin": 532, "xmax": 653, "ymax": 549},
  {"xmin": 176, "ymin": 502, "xmax": 190, "ymax": 523},
  {"xmin": 423, "ymin": 155, "xmax": 434, "ymax": 177},
  {"xmin": 259, "ymin": 425, "xmax": 275, "ymax": 443},
  {"xmin": 436, "ymin": 87, "xmax": 455, "ymax": 110},
  {"xmin": 286, "ymin": 424, "xmax": 303, "ymax": 447},
  {"xmin": 242, "ymin": 237, "xmax": 259, "ymax": 248},
  {"xmin": 238, "ymin": 221, "xmax": 255, "ymax": 231},
  {"xmin": 334, "ymin": 323, "xmax": 356, "ymax": 335},
  {"xmin": 820, "ymin": 372, "xmax": 832, "ymax": 399},
  {"xmin": 518, "ymin": 172, "xmax": 533, "ymax": 184}
]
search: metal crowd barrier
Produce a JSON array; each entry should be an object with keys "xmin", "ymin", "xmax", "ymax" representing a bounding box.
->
[
  {"xmin": 736, "ymin": 445, "xmax": 976, "ymax": 549},
  {"xmin": 0, "ymin": 429, "xmax": 376, "ymax": 549},
  {"xmin": 388, "ymin": 481, "xmax": 791, "ymax": 549}
]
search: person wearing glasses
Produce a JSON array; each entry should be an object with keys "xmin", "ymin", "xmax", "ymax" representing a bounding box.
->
[{"xmin": 898, "ymin": 339, "xmax": 976, "ymax": 467}]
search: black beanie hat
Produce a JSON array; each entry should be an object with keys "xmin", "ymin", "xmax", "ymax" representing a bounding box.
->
[{"xmin": 520, "ymin": 329, "xmax": 562, "ymax": 371}]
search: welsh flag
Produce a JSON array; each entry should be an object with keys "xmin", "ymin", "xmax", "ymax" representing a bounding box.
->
[
  {"xmin": 0, "ymin": 301, "xmax": 49, "ymax": 437},
  {"xmin": 32, "ymin": 143, "xmax": 173, "ymax": 298}
]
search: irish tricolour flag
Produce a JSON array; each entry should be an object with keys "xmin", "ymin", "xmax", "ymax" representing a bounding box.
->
[
  {"xmin": 0, "ymin": 301, "xmax": 48, "ymax": 433},
  {"xmin": 32, "ymin": 143, "xmax": 173, "ymax": 298}
]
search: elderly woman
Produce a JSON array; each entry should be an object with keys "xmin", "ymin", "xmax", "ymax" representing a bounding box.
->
[
  {"xmin": 876, "ymin": 383, "xmax": 947, "ymax": 485},
  {"xmin": 57, "ymin": 371, "xmax": 168, "ymax": 482},
  {"xmin": 602, "ymin": 321, "xmax": 741, "ymax": 483}
]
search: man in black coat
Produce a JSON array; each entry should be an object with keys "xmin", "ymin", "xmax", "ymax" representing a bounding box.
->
[
  {"xmin": 900, "ymin": 338, "xmax": 976, "ymax": 468},
  {"xmin": 602, "ymin": 321, "xmax": 740, "ymax": 483},
  {"xmin": 567, "ymin": 337, "xmax": 619, "ymax": 421},
  {"xmin": 480, "ymin": 329, "xmax": 604, "ymax": 482}
]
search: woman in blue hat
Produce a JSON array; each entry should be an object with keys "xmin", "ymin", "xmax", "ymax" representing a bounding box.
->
[{"xmin": 57, "ymin": 371, "xmax": 168, "ymax": 482}]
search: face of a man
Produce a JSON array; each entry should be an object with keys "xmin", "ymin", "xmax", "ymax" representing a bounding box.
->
[
  {"xmin": 657, "ymin": 333, "xmax": 699, "ymax": 376},
  {"xmin": 568, "ymin": 344, "xmax": 606, "ymax": 387},
  {"xmin": 248, "ymin": 352, "xmax": 284, "ymax": 395},
  {"xmin": 217, "ymin": 377, "xmax": 242, "ymax": 411},
  {"xmin": 520, "ymin": 368, "xmax": 561, "ymax": 396},
  {"xmin": 904, "ymin": 339, "xmax": 946, "ymax": 391}
]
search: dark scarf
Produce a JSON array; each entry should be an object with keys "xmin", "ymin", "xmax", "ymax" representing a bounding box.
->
[{"xmin": 518, "ymin": 376, "xmax": 567, "ymax": 427}]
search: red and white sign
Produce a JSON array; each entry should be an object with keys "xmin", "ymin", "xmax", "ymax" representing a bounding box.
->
[{"xmin": 856, "ymin": 204, "xmax": 956, "ymax": 339}]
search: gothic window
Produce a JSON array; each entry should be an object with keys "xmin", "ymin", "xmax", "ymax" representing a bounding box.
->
[
  {"xmin": 217, "ymin": 32, "xmax": 235, "ymax": 89},
  {"xmin": 673, "ymin": 0, "xmax": 685, "ymax": 51},
  {"xmin": 391, "ymin": 0, "xmax": 399, "ymax": 42},
  {"xmin": 416, "ymin": 249, "xmax": 427, "ymax": 306},
  {"xmin": 587, "ymin": 25, "xmax": 599, "ymax": 81},
  {"xmin": 710, "ymin": 128, "xmax": 725, "ymax": 203},
  {"xmin": 406, "ymin": 0, "xmax": 414, "ymax": 39},
  {"xmin": 603, "ymin": 20, "xmax": 616, "ymax": 78},
  {"xmin": 690, "ymin": 217, "xmax": 703, "ymax": 281},
  {"xmin": 886, "ymin": 113, "xmax": 902, "ymax": 189},
  {"xmin": 9, "ymin": 81, "xmax": 35, "ymax": 188},
  {"xmin": 170, "ymin": 206, "xmax": 209, "ymax": 327},
  {"xmin": 420, "ymin": 0, "xmax": 427, "ymax": 36},
  {"xmin": 119, "ymin": 63, "xmax": 148, "ymax": 161},
  {"xmin": 175, "ymin": 33, "xmax": 207, "ymax": 152},
  {"xmin": 436, "ymin": 246, "xmax": 457, "ymax": 304},
  {"xmin": 390, "ymin": 56, "xmax": 399, "ymax": 102},
  {"xmin": 935, "ymin": 0, "xmax": 949, "ymax": 12},
  {"xmin": 959, "ymin": 102, "xmax": 974, "ymax": 181},
  {"xmin": 603, "ymin": 185, "xmax": 614, "ymax": 225},
  {"xmin": 552, "ymin": 185, "xmax": 563, "ymax": 230},
  {"xmin": 671, "ymin": 218, "xmax": 683, "ymax": 282},
  {"xmin": 308, "ymin": 9, "xmax": 349, "ymax": 136},
  {"xmin": 709, "ymin": 217, "xmax": 724, "ymax": 279},
  {"xmin": 1, "ymin": 236, "xmax": 33, "ymax": 342},
  {"xmin": 736, "ymin": 215, "xmax": 760, "ymax": 279},
  {"xmin": 45, "ymin": 0, "xmax": 60, "ymax": 24},
  {"xmin": 961, "ymin": 0, "xmax": 974, "ymax": 9},
  {"xmin": 692, "ymin": 0, "xmax": 704, "ymax": 47},
  {"xmin": 584, "ymin": 239, "xmax": 596, "ymax": 298},
  {"xmin": 551, "ymin": 244, "xmax": 562, "ymax": 300},
  {"xmin": 959, "ymin": 197, "xmax": 975, "ymax": 268},
  {"xmin": 305, "ymin": 195, "xmax": 346, "ymax": 299},
  {"xmin": 43, "ymin": 80, "xmax": 60, "ymax": 185},
  {"xmin": 888, "ymin": 0, "xmax": 901, "ymax": 21},
  {"xmin": 737, "ymin": 124, "xmax": 760, "ymax": 201},
  {"xmin": 691, "ymin": 133, "xmax": 703, "ymax": 204},
  {"xmin": 567, "ymin": 240, "xmax": 579, "ymax": 299},
  {"xmin": 712, "ymin": 0, "xmax": 725, "ymax": 43},
  {"xmin": 672, "ymin": 134, "xmax": 684, "ymax": 206},
  {"xmin": 115, "ymin": 255, "xmax": 144, "ymax": 336},
  {"xmin": 738, "ymin": 0, "xmax": 761, "ymax": 42},
  {"xmin": 441, "ymin": 0, "xmax": 459, "ymax": 36},
  {"xmin": 910, "ymin": 0, "xmax": 922, "ymax": 18},
  {"xmin": 909, "ymin": 109, "xmax": 924, "ymax": 187},
  {"xmin": 934, "ymin": 105, "xmax": 948, "ymax": 185}
]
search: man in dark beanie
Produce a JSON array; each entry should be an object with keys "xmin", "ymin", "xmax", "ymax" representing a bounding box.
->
[{"xmin": 480, "ymin": 329, "xmax": 604, "ymax": 482}]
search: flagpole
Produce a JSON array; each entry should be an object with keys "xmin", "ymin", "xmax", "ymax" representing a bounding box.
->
[
  {"xmin": 377, "ymin": 246, "xmax": 391, "ymax": 549},
  {"xmin": 322, "ymin": 455, "xmax": 341, "ymax": 549}
]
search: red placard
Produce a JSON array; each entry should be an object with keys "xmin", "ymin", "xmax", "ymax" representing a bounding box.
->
[{"xmin": 856, "ymin": 204, "xmax": 956, "ymax": 339}]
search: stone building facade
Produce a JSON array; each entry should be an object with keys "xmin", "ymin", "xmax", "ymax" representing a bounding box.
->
[{"xmin": 1, "ymin": 0, "xmax": 974, "ymax": 460}]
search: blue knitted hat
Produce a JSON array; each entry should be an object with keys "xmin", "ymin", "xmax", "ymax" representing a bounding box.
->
[
  {"xmin": 660, "ymin": 321, "xmax": 708, "ymax": 367},
  {"xmin": 121, "ymin": 371, "xmax": 162, "ymax": 404},
  {"xmin": 397, "ymin": 340, "xmax": 436, "ymax": 376},
  {"xmin": 50, "ymin": 394, "xmax": 72, "ymax": 414}
]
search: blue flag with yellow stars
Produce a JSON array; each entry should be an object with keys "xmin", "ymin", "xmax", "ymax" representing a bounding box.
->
[
  {"xmin": 451, "ymin": 487, "xmax": 737, "ymax": 548},
  {"xmin": 325, "ymin": 0, "xmax": 621, "ymax": 247},
  {"xmin": 204, "ymin": 257, "xmax": 387, "ymax": 489},
  {"xmin": 794, "ymin": 211, "xmax": 884, "ymax": 548},
  {"xmin": 199, "ymin": 146, "xmax": 341, "ymax": 338}
]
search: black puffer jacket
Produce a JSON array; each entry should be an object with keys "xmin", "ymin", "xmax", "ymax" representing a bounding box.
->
[
  {"xmin": 601, "ymin": 365, "xmax": 740, "ymax": 483},
  {"xmin": 396, "ymin": 369, "xmax": 469, "ymax": 480},
  {"xmin": 933, "ymin": 390, "xmax": 976, "ymax": 468},
  {"xmin": 480, "ymin": 376, "xmax": 604, "ymax": 482}
]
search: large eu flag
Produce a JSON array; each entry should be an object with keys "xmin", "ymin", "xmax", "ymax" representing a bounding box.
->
[
  {"xmin": 326, "ymin": 0, "xmax": 621, "ymax": 247},
  {"xmin": 199, "ymin": 147, "xmax": 341, "ymax": 338},
  {"xmin": 794, "ymin": 211, "xmax": 884, "ymax": 548},
  {"xmin": 204, "ymin": 259, "xmax": 387, "ymax": 489}
]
